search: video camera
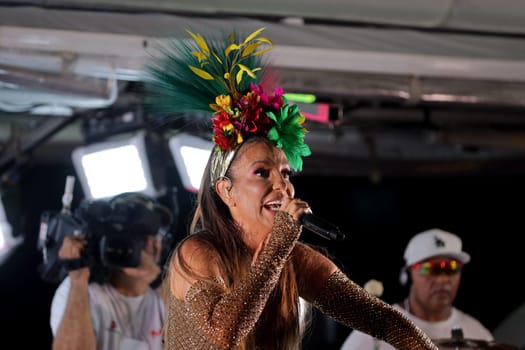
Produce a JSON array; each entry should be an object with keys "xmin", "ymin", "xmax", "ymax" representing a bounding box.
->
[{"xmin": 37, "ymin": 176, "xmax": 173, "ymax": 284}]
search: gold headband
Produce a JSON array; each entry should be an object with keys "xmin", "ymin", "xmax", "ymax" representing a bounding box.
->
[{"xmin": 210, "ymin": 148, "xmax": 238, "ymax": 188}]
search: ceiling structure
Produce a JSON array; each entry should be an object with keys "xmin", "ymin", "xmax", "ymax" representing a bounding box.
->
[{"xmin": 2, "ymin": 1, "xmax": 525, "ymax": 179}]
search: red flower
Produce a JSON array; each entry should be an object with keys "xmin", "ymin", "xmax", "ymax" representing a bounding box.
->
[
  {"xmin": 212, "ymin": 112, "xmax": 237, "ymax": 150},
  {"xmin": 210, "ymin": 84, "xmax": 284, "ymax": 151}
]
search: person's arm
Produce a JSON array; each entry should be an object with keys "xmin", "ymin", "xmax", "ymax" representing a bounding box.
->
[
  {"xmin": 312, "ymin": 270, "xmax": 438, "ymax": 350},
  {"xmin": 52, "ymin": 270, "xmax": 96, "ymax": 350},
  {"xmin": 170, "ymin": 211, "xmax": 301, "ymax": 349},
  {"xmin": 52, "ymin": 235, "xmax": 96, "ymax": 350},
  {"xmin": 291, "ymin": 243, "xmax": 436, "ymax": 350}
]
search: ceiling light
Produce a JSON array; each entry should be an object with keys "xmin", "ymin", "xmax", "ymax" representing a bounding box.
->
[
  {"xmin": 169, "ymin": 133, "xmax": 213, "ymax": 193},
  {"xmin": 285, "ymin": 93, "xmax": 316, "ymax": 104},
  {"xmin": 71, "ymin": 131, "xmax": 158, "ymax": 199}
]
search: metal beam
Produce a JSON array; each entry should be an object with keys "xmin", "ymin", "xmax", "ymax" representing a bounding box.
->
[{"xmin": 0, "ymin": 115, "xmax": 81, "ymax": 176}]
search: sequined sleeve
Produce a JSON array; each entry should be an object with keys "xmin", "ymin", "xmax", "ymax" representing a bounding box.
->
[
  {"xmin": 183, "ymin": 211, "xmax": 301, "ymax": 349},
  {"xmin": 313, "ymin": 270, "xmax": 439, "ymax": 350}
]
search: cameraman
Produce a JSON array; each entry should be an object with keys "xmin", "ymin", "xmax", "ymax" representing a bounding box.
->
[{"xmin": 49, "ymin": 193, "xmax": 172, "ymax": 350}]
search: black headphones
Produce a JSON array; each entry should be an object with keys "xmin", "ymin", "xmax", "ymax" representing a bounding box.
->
[
  {"xmin": 108, "ymin": 192, "xmax": 176, "ymax": 275},
  {"xmin": 109, "ymin": 192, "xmax": 173, "ymax": 230}
]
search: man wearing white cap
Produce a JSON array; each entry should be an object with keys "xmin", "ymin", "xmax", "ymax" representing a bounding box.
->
[{"xmin": 340, "ymin": 228, "xmax": 493, "ymax": 350}]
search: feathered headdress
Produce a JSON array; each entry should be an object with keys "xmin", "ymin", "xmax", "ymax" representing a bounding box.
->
[{"xmin": 145, "ymin": 27, "xmax": 311, "ymax": 183}]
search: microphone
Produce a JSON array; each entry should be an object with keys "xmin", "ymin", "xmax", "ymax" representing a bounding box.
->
[{"xmin": 299, "ymin": 214, "xmax": 346, "ymax": 241}]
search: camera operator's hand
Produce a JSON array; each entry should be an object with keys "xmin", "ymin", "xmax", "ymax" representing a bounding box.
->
[{"xmin": 58, "ymin": 234, "xmax": 90, "ymax": 282}]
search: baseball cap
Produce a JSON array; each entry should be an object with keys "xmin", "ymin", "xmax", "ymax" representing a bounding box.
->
[{"xmin": 403, "ymin": 228, "xmax": 470, "ymax": 267}]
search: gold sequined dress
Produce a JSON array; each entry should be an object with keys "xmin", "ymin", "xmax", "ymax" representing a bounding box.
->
[{"xmin": 165, "ymin": 212, "xmax": 438, "ymax": 350}]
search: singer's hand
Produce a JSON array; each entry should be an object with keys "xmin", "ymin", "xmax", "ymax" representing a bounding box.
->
[
  {"xmin": 280, "ymin": 197, "xmax": 313, "ymax": 222},
  {"xmin": 251, "ymin": 197, "xmax": 312, "ymax": 265}
]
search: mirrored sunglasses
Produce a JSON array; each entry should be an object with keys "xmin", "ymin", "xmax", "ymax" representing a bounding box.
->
[{"xmin": 411, "ymin": 259, "xmax": 463, "ymax": 276}]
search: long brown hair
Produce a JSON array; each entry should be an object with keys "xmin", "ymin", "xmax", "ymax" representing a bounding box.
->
[{"xmin": 175, "ymin": 137, "xmax": 304, "ymax": 349}]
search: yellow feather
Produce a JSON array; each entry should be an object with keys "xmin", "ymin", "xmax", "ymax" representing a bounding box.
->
[
  {"xmin": 225, "ymin": 44, "xmax": 240, "ymax": 56},
  {"xmin": 241, "ymin": 43, "xmax": 262, "ymax": 57},
  {"xmin": 189, "ymin": 65, "xmax": 214, "ymax": 80},
  {"xmin": 257, "ymin": 37, "xmax": 273, "ymax": 46},
  {"xmin": 237, "ymin": 64, "xmax": 257, "ymax": 79},
  {"xmin": 213, "ymin": 53, "xmax": 223, "ymax": 65},
  {"xmin": 235, "ymin": 69, "xmax": 245, "ymax": 84},
  {"xmin": 186, "ymin": 30, "xmax": 210, "ymax": 55},
  {"xmin": 243, "ymin": 27, "xmax": 266, "ymax": 44},
  {"xmin": 252, "ymin": 47, "xmax": 273, "ymax": 57},
  {"xmin": 191, "ymin": 51, "xmax": 207, "ymax": 62}
]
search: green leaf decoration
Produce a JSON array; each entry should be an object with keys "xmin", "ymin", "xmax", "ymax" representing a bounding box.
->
[{"xmin": 267, "ymin": 103, "xmax": 312, "ymax": 172}]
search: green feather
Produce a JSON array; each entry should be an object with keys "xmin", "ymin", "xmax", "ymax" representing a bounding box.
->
[
  {"xmin": 144, "ymin": 29, "xmax": 267, "ymax": 116},
  {"xmin": 267, "ymin": 104, "xmax": 312, "ymax": 172}
]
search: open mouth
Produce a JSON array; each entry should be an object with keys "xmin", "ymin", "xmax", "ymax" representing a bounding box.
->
[{"xmin": 264, "ymin": 201, "xmax": 282, "ymax": 211}]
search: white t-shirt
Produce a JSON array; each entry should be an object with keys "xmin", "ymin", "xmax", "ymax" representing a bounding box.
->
[
  {"xmin": 340, "ymin": 303, "xmax": 493, "ymax": 350},
  {"xmin": 50, "ymin": 277, "xmax": 165, "ymax": 350}
]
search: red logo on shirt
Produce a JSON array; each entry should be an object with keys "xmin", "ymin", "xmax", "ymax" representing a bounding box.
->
[{"xmin": 150, "ymin": 329, "xmax": 162, "ymax": 337}]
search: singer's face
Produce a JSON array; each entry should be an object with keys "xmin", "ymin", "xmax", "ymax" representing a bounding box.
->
[{"xmin": 226, "ymin": 139, "xmax": 294, "ymax": 243}]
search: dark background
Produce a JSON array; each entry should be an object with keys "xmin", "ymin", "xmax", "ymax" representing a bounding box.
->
[{"xmin": 0, "ymin": 161, "xmax": 523, "ymax": 349}]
